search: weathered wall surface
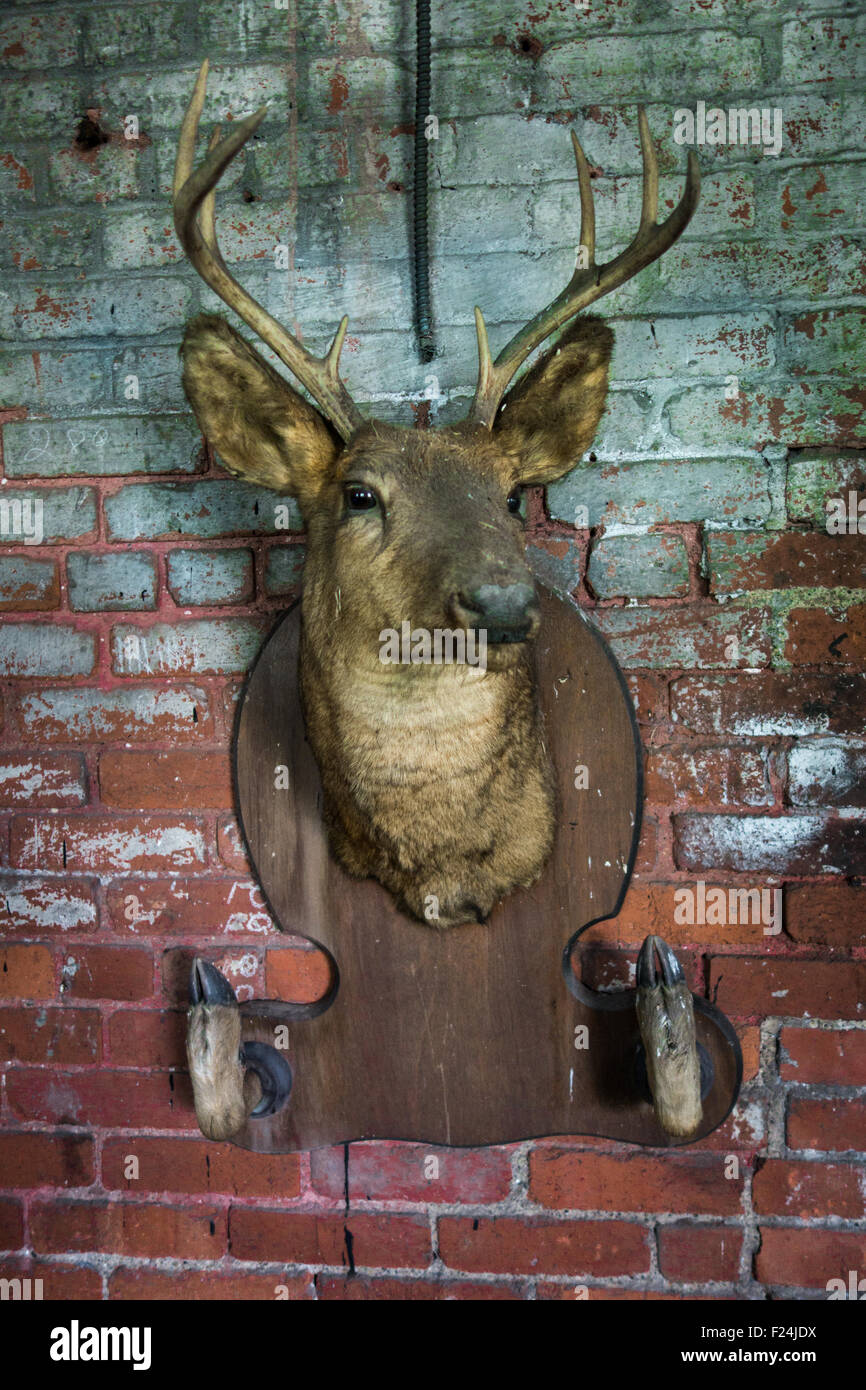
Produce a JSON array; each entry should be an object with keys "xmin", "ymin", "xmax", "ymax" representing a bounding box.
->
[{"xmin": 0, "ymin": 0, "xmax": 864, "ymax": 1299}]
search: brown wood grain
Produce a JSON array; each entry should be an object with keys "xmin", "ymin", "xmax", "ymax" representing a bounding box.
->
[{"xmin": 232, "ymin": 588, "xmax": 741, "ymax": 1152}]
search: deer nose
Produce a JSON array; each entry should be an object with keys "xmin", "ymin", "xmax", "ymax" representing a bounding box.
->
[{"xmin": 452, "ymin": 582, "xmax": 539, "ymax": 643}]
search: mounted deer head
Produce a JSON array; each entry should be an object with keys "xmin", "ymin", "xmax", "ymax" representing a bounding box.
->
[{"xmin": 174, "ymin": 61, "xmax": 700, "ymax": 930}]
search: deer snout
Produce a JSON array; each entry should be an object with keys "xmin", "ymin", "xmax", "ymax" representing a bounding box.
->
[{"xmin": 451, "ymin": 582, "xmax": 540, "ymax": 644}]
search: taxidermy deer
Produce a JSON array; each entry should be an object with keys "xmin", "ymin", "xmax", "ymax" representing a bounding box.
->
[{"xmin": 176, "ymin": 61, "xmax": 704, "ymax": 1139}]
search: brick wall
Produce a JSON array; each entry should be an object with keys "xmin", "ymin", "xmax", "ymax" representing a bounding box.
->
[{"xmin": 0, "ymin": 0, "xmax": 864, "ymax": 1301}]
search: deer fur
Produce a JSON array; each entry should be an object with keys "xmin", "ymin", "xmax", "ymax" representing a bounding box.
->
[{"xmin": 181, "ymin": 313, "xmax": 614, "ymax": 927}]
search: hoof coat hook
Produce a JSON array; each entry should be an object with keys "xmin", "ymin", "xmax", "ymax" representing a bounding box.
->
[
  {"xmin": 186, "ymin": 958, "xmax": 291, "ymax": 1141},
  {"xmin": 635, "ymin": 935, "xmax": 703, "ymax": 1138}
]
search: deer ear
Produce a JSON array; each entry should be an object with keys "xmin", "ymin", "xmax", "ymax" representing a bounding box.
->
[
  {"xmin": 492, "ymin": 316, "xmax": 614, "ymax": 484},
  {"xmin": 180, "ymin": 314, "xmax": 341, "ymax": 503}
]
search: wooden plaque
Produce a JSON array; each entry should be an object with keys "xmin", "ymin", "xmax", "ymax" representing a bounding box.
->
[{"xmin": 230, "ymin": 588, "xmax": 741, "ymax": 1151}]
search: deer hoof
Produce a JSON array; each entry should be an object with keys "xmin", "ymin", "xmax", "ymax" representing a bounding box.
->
[
  {"xmin": 635, "ymin": 935, "xmax": 703, "ymax": 1139},
  {"xmin": 186, "ymin": 958, "xmax": 248, "ymax": 1142}
]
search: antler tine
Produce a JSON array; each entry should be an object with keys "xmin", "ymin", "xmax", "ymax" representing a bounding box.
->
[
  {"xmin": 468, "ymin": 111, "xmax": 701, "ymax": 429},
  {"xmin": 173, "ymin": 60, "xmax": 363, "ymax": 442}
]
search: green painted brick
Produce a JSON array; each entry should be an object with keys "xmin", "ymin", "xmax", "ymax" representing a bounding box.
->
[
  {"xmin": 104, "ymin": 480, "xmax": 301, "ymax": 542},
  {"xmin": 772, "ymin": 162, "xmax": 866, "ymax": 235},
  {"xmin": 548, "ymin": 457, "xmax": 770, "ymax": 527},
  {"xmin": 0, "ymin": 488, "xmax": 98, "ymax": 544},
  {"xmin": 111, "ymin": 619, "xmax": 267, "ymax": 675},
  {"xmin": 0, "ymin": 75, "xmax": 81, "ymax": 139},
  {"xmin": 0, "ymin": 12, "xmax": 78, "ymax": 69},
  {"xmin": 0, "ymin": 555, "xmax": 59, "ymax": 608},
  {"xmin": 0, "ymin": 213, "xmax": 96, "ymax": 272},
  {"xmin": 526, "ymin": 538, "xmax": 581, "ymax": 597},
  {"xmin": 89, "ymin": 64, "xmax": 291, "ymax": 132},
  {"xmin": 103, "ymin": 201, "xmax": 291, "ymax": 270},
  {"xmin": 534, "ymin": 172, "xmax": 754, "ymax": 252},
  {"xmin": 111, "ymin": 345, "xmax": 186, "ymax": 412},
  {"xmin": 3, "ymin": 416, "xmax": 202, "ymax": 478},
  {"xmin": 0, "ymin": 349, "xmax": 105, "ymax": 411},
  {"xmin": 0, "ymin": 278, "xmax": 194, "ymax": 341},
  {"xmin": 588, "ymin": 533, "xmax": 690, "ymax": 599},
  {"xmin": 166, "ymin": 548, "xmax": 254, "ymax": 606},
  {"xmin": 83, "ymin": 4, "xmax": 193, "ymax": 66},
  {"xmin": 48, "ymin": 145, "xmax": 140, "ymax": 203},
  {"xmin": 305, "ymin": 56, "xmax": 408, "ymax": 124},
  {"xmin": 67, "ymin": 552, "xmax": 157, "ymax": 612},
  {"xmin": 783, "ymin": 309, "xmax": 866, "ymax": 376},
  {"xmin": 533, "ymin": 32, "xmax": 763, "ymax": 108},
  {"xmin": 264, "ymin": 545, "xmax": 306, "ymax": 597},
  {"xmin": 0, "ymin": 148, "xmax": 37, "ymax": 202},
  {"xmin": 781, "ymin": 14, "xmax": 866, "ymax": 85},
  {"xmin": 609, "ymin": 313, "xmax": 775, "ymax": 380},
  {"xmin": 0, "ymin": 622, "xmax": 95, "ymax": 677},
  {"xmin": 593, "ymin": 604, "xmax": 771, "ymax": 669},
  {"xmin": 667, "ymin": 381, "xmax": 866, "ymax": 451},
  {"xmin": 786, "ymin": 451, "xmax": 866, "ymax": 527}
]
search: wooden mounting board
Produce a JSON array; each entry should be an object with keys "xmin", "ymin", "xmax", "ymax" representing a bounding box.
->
[{"xmin": 231, "ymin": 589, "xmax": 741, "ymax": 1152}]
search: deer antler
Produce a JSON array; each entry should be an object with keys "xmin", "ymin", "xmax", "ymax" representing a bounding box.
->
[
  {"xmin": 173, "ymin": 60, "xmax": 364, "ymax": 442},
  {"xmin": 469, "ymin": 110, "xmax": 701, "ymax": 428}
]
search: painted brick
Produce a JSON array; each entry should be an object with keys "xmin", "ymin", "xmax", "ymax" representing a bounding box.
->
[
  {"xmin": 166, "ymin": 548, "xmax": 253, "ymax": 606},
  {"xmin": 645, "ymin": 746, "xmax": 772, "ymax": 807},
  {"xmin": 785, "ymin": 882, "xmax": 866, "ymax": 948},
  {"xmin": 107, "ymin": 1008, "xmax": 186, "ymax": 1068},
  {"xmin": 752, "ymin": 1159, "xmax": 863, "ymax": 1219},
  {"xmin": 781, "ymin": 15, "xmax": 866, "ymax": 85},
  {"xmin": 30, "ymin": 1199, "xmax": 226, "ymax": 1260},
  {"xmin": 533, "ymin": 33, "xmax": 762, "ymax": 107},
  {"xmin": 99, "ymin": 750, "xmax": 233, "ymax": 810},
  {"xmin": 3, "ymin": 415, "xmax": 202, "ymax": 477},
  {"xmin": 708, "ymin": 530, "xmax": 866, "ymax": 594},
  {"xmin": 787, "ymin": 1097, "xmax": 866, "ymax": 1153},
  {"xmin": 229, "ymin": 1209, "xmax": 432, "ymax": 1269},
  {"xmin": 668, "ymin": 381, "xmax": 866, "ymax": 451},
  {"xmin": 47, "ymin": 144, "xmax": 140, "ymax": 203},
  {"xmin": 9, "ymin": 814, "xmax": 207, "ymax": 872},
  {"xmin": 0, "ymin": 944, "xmax": 55, "ymax": 999},
  {"xmin": 786, "ymin": 449, "xmax": 866, "ymax": 526},
  {"xmin": 591, "ymin": 604, "xmax": 771, "ymax": 669},
  {"xmin": 111, "ymin": 344, "xmax": 186, "ymax": 412},
  {"xmin": 263, "ymin": 544, "xmax": 305, "ymax": 596},
  {"xmin": 527, "ymin": 537, "xmax": 582, "ymax": 596},
  {"xmin": 438, "ymin": 1216, "xmax": 650, "ymax": 1277},
  {"xmin": 674, "ymin": 812, "xmax": 865, "ymax": 876},
  {"xmin": 90, "ymin": 63, "xmax": 292, "ymax": 132},
  {"xmin": 788, "ymin": 741, "xmax": 866, "ymax": 807},
  {"xmin": 548, "ymin": 457, "xmax": 771, "ymax": 528},
  {"xmin": 784, "ymin": 309, "xmax": 866, "ymax": 376},
  {"xmin": 670, "ymin": 672, "xmax": 866, "ymax": 736},
  {"xmin": 529, "ymin": 1150, "xmax": 743, "ymax": 1215},
  {"xmin": 0, "ymin": 149, "xmax": 36, "ymax": 202},
  {"xmin": 0, "ymin": 623, "xmax": 95, "ymax": 678},
  {"xmin": 0, "ymin": 1006, "xmax": 101, "ymax": 1065},
  {"xmin": 780, "ymin": 1025, "xmax": 866, "ymax": 1085},
  {"xmin": 755, "ymin": 1229, "xmax": 866, "ymax": 1292},
  {"xmin": 0, "ymin": 75, "xmax": 81, "ymax": 139},
  {"xmin": 0, "ymin": 555, "xmax": 59, "ymax": 610},
  {"xmin": 0, "ymin": 277, "xmax": 194, "ymax": 340},
  {"xmin": 6, "ymin": 1068, "xmax": 194, "ymax": 1128},
  {"xmin": 83, "ymin": 4, "xmax": 192, "ymax": 65},
  {"xmin": 67, "ymin": 551, "xmax": 157, "ymax": 612},
  {"xmin": 104, "ymin": 200, "xmax": 291, "ymax": 269},
  {"xmin": 587, "ymin": 533, "xmax": 689, "ymax": 599},
  {"xmin": 105, "ymin": 877, "xmax": 276, "ymax": 937},
  {"xmin": 609, "ymin": 312, "xmax": 774, "ymax": 381},
  {"xmin": 0, "ymin": 213, "xmax": 95, "ymax": 273},
  {"xmin": 109, "ymin": 1268, "xmax": 314, "ymax": 1300},
  {"xmin": 110, "ymin": 619, "xmax": 267, "ymax": 675},
  {"xmin": 0, "ymin": 487, "xmax": 97, "ymax": 544},
  {"xmin": 0, "ymin": 874, "xmax": 97, "ymax": 935},
  {"xmin": 656, "ymin": 237, "xmax": 866, "ymax": 310},
  {"xmin": 0, "ymin": 1132, "xmax": 93, "ymax": 1189},
  {"xmin": 785, "ymin": 605, "xmax": 866, "ymax": 667},
  {"xmin": 0, "ymin": 348, "xmax": 104, "ymax": 411},
  {"xmin": 0, "ymin": 752, "xmax": 86, "ymax": 808},
  {"xmin": 709, "ymin": 956, "xmax": 866, "ymax": 1022},
  {"xmin": 0, "ymin": 12, "xmax": 78, "ymax": 69},
  {"xmin": 775, "ymin": 165, "xmax": 866, "ymax": 236},
  {"xmin": 102, "ymin": 1136, "xmax": 301, "ymax": 1198},
  {"xmin": 657, "ymin": 1225, "xmax": 742, "ymax": 1283},
  {"xmin": 309, "ymin": 1142, "xmax": 512, "ymax": 1205},
  {"xmin": 104, "ymin": 480, "xmax": 301, "ymax": 540},
  {"xmin": 15, "ymin": 684, "xmax": 213, "ymax": 743}
]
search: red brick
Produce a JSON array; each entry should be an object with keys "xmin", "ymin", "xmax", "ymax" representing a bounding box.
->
[
  {"xmin": 61, "ymin": 945, "xmax": 153, "ymax": 1001},
  {"xmin": 587, "ymin": 882, "xmax": 778, "ymax": 950},
  {"xmin": 6, "ymin": 1067, "xmax": 196, "ymax": 1129},
  {"xmin": 529, "ymin": 1150, "xmax": 743, "ymax": 1216},
  {"xmin": 578, "ymin": 946, "xmax": 702, "ymax": 994},
  {"xmin": 709, "ymin": 956, "xmax": 866, "ymax": 1021},
  {"xmin": 0, "ymin": 753, "xmax": 86, "ymax": 808},
  {"xmin": 317, "ymin": 1275, "xmax": 522, "ymax": 1300},
  {"xmin": 108, "ymin": 1008, "xmax": 186, "ymax": 1067},
  {"xmin": 0, "ymin": 1005, "xmax": 101, "ymax": 1064},
  {"xmin": 671, "ymin": 671, "xmax": 866, "ymax": 736},
  {"xmin": 99, "ymin": 750, "xmax": 233, "ymax": 810},
  {"xmin": 632, "ymin": 815, "xmax": 657, "ymax": 876},
  {"xmin": 0, "ymin": 1198, "xmax": 23, "ymax": 1250},
  {"xmin": 102, "ymin": 1136, "xmax": 301, "ymax": 1198},
  {"xmin": 785, "ymin": 605, "xmax": 866, "ymax": 666},
  {"xmin": 787, "ymin": 1096, "xmax": 866, "ymax": 1152},
  {"xmin": 739, "ymin": 1024, "xmax": 761, "ymax": 1083},
  {"xmin": 0, "ymin": 1259, "xmax": 101, "ymax": 1300},
  {"xmin": 537, "ymin": 1284, "xmax": 731, "ymax": 1300},
  {"xmin": 753, "ymin": 1159, "xmax": 863, "ymax": 1219},
  {"xmin": 0, "ymin": 943, "xmax": 54, "ymax": 998},
  {"xmin": 645, "ymin": 747, "xmax": 771, "ymax": 808},
  {"xmin": 109, "ymin": 1268, "xmax": 314, "ymax": 1300},
  {"xmin": 230, "ymin": 1210, "xmax": 431, "ymax": 1269},
  {"xmin": 626, "ymin": 673, "xmax": 668, "ymax": 726},
  {"xmin": 708, "ymin": 531, "xmax": 866, "ymax": 594},
  {"xmin": 438, "ymin": 1216, "xmax": 650, "ymax": 1277},
  {"xmin": 785, "ymin": 882, "xmax": 866, "ymax": 948},
  {"xmin": 0, "ymin": 874, "xmax": 97, "ymax": 934},
  {"xmin": 13, "ymin": 684, "xmax": 215, "ymax": 743},
  {"xmin": 657, "ymin": 1224, "xmax": 742, "ymax": 1282},
  {"xmin": 310, "ymin": 1142, "xmax": 512, "ymax": 1205},
  {"xmin": 0, "ymin": 1131, "xmax": 93, "ymax": 1188},
  {"xmin": 594, "ymin": 604, "xmax": 771, "ymax": 670},
  {"xmin": 217, "ymin": 815, "xmax": 252, "ymax": 871},
  {"xmin": 755, "ymin": 1228, "xmax": 866, "ymax": 1291},
  {"xmin": 9, "ymin": 814, "xmax": 207, "ymax": 871},
  {"xmin": 675, "ymin": 811, "xmax": 864, "ymax": 876},
  {"xmin": 105, "ymin": 877, "xmax": 276, "ymax": 937},
  {"xmin": 30, "ymin": 1199, "xmax": 226, "ymax": 1259},
  {"xmin": 266, "ymin": 944, "xmax": 333, "ymax": 1004},
  {"xmin": 780, "ymin": 1025, "xmax": 866, "ymax": 1085}
]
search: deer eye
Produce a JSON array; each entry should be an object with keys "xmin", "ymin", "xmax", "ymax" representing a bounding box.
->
[
  {"xmin": 507, "ymin": 488, "xmax": 524, "ymax": 516},
  {"xmin": 345, "ymin": 484, "xmax": 379, "ymax": 513}
]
